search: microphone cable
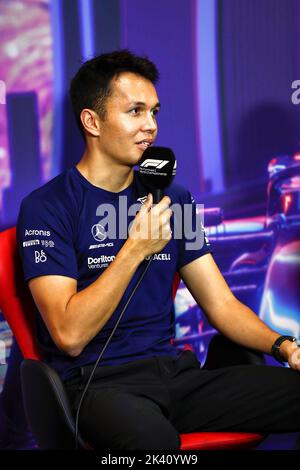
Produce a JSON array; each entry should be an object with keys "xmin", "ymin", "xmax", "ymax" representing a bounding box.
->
[{"xmin": 74, "ymin": 254, "xmax": 154, "ymax": 449}]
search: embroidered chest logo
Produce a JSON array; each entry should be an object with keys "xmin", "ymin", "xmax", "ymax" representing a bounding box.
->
[{"xmin": 91, "ymin": 223, "xmax": 107, "ymax": 242}]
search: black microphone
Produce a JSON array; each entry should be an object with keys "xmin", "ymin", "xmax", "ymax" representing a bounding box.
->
[{"xmin": 138, "ymin": 146, "xmax": 177, "ymax": 204}]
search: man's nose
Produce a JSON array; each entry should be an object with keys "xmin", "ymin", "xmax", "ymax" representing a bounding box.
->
[{"xmin": 141, "ymin": 112, "xmax": 157, "ymax": 132}]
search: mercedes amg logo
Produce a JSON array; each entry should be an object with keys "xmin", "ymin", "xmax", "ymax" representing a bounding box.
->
[{"xmin": 91, "ymin": 223, "xmax": 107, "ymax": 242}]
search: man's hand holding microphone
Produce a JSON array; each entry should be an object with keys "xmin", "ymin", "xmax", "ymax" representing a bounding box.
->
[{"xmin": 128, "ymin": 193, "xmax": 173, "ymax": 259}]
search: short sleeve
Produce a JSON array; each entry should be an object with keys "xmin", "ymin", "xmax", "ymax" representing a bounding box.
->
[
  {"xmin": 17, "ymin": 196, "xmax": 78, "ymax": 282},
  {"xmin": 176, "ymin": 190, "xmax": 213, "ymax": 270}
]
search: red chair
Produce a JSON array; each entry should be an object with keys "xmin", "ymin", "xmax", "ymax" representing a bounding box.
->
[{"xmin": 0, "ymin": 227, "xmax": 264, "ymax": 450}]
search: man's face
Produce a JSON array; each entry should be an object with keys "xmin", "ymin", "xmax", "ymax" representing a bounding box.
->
[{"xmin": 96, "ymin": 71, "xmax": 160, "ymax": 166}]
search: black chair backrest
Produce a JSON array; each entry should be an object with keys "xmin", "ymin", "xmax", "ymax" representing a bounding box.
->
[{"xmin": 21, "ymin": 359, "xmax": 87, "ymax": 449}]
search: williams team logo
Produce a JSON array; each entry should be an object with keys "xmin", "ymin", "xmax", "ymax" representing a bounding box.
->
[{"xmin": 91, "ymin": 223, "xmax": 107, "ymax": 242}]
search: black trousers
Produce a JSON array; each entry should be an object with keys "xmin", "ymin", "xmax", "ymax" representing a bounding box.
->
[{"xmin": 64, "ymin": 350, "xmax": 300, "ymax": 450}]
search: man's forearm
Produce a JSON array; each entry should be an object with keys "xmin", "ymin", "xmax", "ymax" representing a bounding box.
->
[
  {"xmin": 208, "ymin": 296, "xmax": 281, "ymax": 356},
  {"xmin": 62, "ymin": 238, "xmax": 144, "ymax": 356}
]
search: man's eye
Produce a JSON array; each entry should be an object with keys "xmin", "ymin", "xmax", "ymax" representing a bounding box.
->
[
  {"xmin": 129, "ymin": 107, "xmax": 159, "ymax": 117},
  {"xmin": 129, "ymin": 107, "xmax": 141, "ymax": 115}
]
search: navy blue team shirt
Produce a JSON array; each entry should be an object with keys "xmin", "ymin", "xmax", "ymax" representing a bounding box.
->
[{"xmin": 17, "ymin": 167, "xmax": 212, "ymax": 381}]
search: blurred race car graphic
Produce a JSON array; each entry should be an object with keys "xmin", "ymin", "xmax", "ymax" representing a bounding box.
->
[{"xmin": 173, "ymin": 154, "xmax": 300, "ymax": 367}]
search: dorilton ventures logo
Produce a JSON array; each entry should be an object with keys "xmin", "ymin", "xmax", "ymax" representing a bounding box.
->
[{"xmin": 88, "ymin": 255, "xmax": 116, "ymax": 270}]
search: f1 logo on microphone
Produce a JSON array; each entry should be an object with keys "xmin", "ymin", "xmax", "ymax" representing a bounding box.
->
[{"xmin": 140, "ymin": 159, "xmax": 169, "ymax": 169}]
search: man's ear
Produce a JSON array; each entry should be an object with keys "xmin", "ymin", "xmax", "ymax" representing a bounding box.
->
[{"xmin": 80, "ymin": 109, "xmax": 100, "ymax": 137}]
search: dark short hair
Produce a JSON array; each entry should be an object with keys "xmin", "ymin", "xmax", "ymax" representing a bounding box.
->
[{"xmin": 70, "ymin": 49, "xmax": 159, "ymax": 138}]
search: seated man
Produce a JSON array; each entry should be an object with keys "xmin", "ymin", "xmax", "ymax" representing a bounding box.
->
[{"xmin": 17, "ymin": 50, "xmax": 300, "ymax": 450}]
